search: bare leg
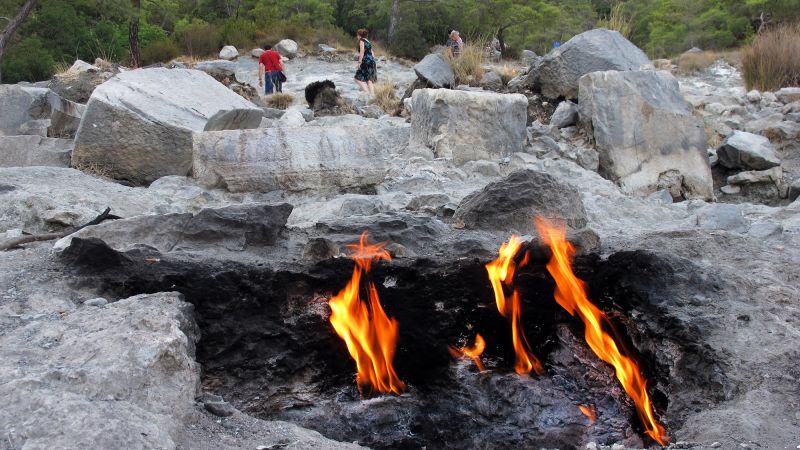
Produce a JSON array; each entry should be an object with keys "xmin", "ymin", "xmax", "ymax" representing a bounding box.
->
[
  {"xmin": 355, "ymin": 79, "xmax": 369, "ymax": 94},
  {"xmin": 367, "ymin": 80, "xmax": 375, "ymax": 96}
]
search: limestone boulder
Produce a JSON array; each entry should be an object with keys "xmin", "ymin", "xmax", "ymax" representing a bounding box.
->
[
  {"xmin": 275, "ymin": 39, "xmax": 299, "ymax": 58},
  {"xmin": 578, "ymin": 70, "xmax": 712, "ymax": 200},
  {"xmin": 479, "ymin": 71, "xmax": 503, "ymax": 91},
  {"xmin": 0, "ymin": 85, "xmax": 85, "ymax": 138},
  {"xmin": 717, "ymin": 130, "xmax": 780, "ymax": 170},
  {"xmin": 72, "ymin": 68, "xmax": 263, "ymax": 185},
  {"xmin": 528, "ymin": 28, "xmax": 650, "ymax": 99},
  {"xmin": 410, "ymin": 88, "xmax": 527, "ymax": 164},
  {"xmin": 192, "ymin": 122, "xmax": 410, "ymax": 192},
  {"xmin": 775, "ymin": 87, "xmax": 800, "ymax": 104},
  {"xmin": 0, "ymin": 136, "xmax": 73, "ymax": 168},
  {"xmin": 549, "ymin": 100, "xmax": 578, "ymax": 129},
  {"xmin": 414, "ymin": 53, "xmax": 455, "ymax": 88},
  {"xmin": 0, "ymin": 292, "xmax": 199, "ymax": 449},
  {"xmin": 219, "ymin": 45, "xmax": 239, "ymax": 60}
]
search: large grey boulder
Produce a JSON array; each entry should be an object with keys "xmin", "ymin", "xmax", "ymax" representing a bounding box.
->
[
  {"xmin": 0, "ymin": 85, "xmax": 85, "ymax": 138},
  {"xmin": 72, "ymin": 68, "xmax": 263, "ymax": 185},
  {"xmin": 55, "ymin": 203, "xmax": 292, "ymax": 253},
  {"xmin": 275, "ymin": 39, "xmax": 299, "ymax": 58},
  {"xmin": 193, "ymin": 60, "xmax": 238, "ymax": 78},
  {"xmin": 49, "ymin": 61, "xmax": 113, "ymax": 103},
  {"xmin": 0, "ymin": 136, "xmax": 73, "ymax": 168},
  {"xmin": 0, "ymin": 292, "xmax": 200, "ymax": 449},
  {"xmin": 453, "ymin": 169, "xmax": 588, "ymax": 233},
  {"xmin": 410, "ymin": 88, "xmax": 527, "ymax": 164},
  {"xmin": 193, "ymin": 122, "xmax": 409, "ymax": 192},
  {"xmin": 717, "ymin": 130, "xmax": 781, "ymax": 170},
  {"xmin": 414, "ymin": 53, "xmax": 455, "ymax": 88},
  {"xmin": 528, "ymin": 28, "xmax": 650, "ymax": 99},
  {"xmin": 578, "ymin": 70, "xmax": 713, "ymax": 200}
]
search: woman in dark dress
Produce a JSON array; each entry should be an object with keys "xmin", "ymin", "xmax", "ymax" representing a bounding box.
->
[{"xmin": 354, "ymin": 28, "xmax": 377, "ymax": 97}]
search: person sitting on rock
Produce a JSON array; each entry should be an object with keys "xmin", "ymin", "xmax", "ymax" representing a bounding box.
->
[
  {"xmin": 446, "ymin": 30, "xmax": 464, "ymax": 58},
  {"xmin": 354, "ymin": 29, "xmax": 377, "ymax": 97},
  {"xmin": 258, "ymin": 44, "xmax": 284, "ymax": 95}
]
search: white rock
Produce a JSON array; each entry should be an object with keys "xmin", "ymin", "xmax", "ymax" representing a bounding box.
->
[
  {"xmin": 0, "ymin": 136, "xmax": 73, "ymax": 168},
  {"xmin": 717, "ymin": 130, "xmax": 780, "ymax": 170},
  {"xmin": 775, "ymin": 87, "xmax": 800, "ymax": 104},
  {"xmin": 550, "ymin": 100, "xmax": 579, "ymax": 129},
  {"xmin": 274, "ymin": 39, "xmax": 299, "ymax": 58},
  {"xmin": 219, "ymin": 45, "xmax": 239, "ymax": 60},
  {"xmin": 726, "ymin": 166, "xmax": 782, "ymax": 185},
  {"xmin": 251, "ymin": 48, "xmax": 265, "ymax": 58},
  {"xmin": 410, "ymin": 89, "xmax": 527, "ymax": 164},
  {"xmin": 68, "ymin": 59, "xmax": 99, "ymax": 73},
  {"xmin": 746, "ymin": 90, "xmax": 762, "ymax": 102},
  {"xmin": 72, "ymin": 68, "xmax": 263, "ymax": 185}
]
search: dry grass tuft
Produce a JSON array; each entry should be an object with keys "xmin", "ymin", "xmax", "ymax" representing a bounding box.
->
[
  {"xmin": 72, "ymin": 160, "xmax": 114, "ymax": 179},
  {"xmin": 266, "ymin": 92, "xmax": 295, "ymax": 110},
  {"xmin": 742, "ymin": 23, "xmax": 800, "ymax": 91},
  {"xmin": 171, "ymin": 55, "xmax": 211, "ymax": 68},
  {"xmin": 498, "ymin": 65, "xmax": 519, "ymax": 85},
  {"xmin": 371, "ymin": 81, "xmax": 401, "ymax": 114},
  {"xmin": 676, "ymin": 49, "xmax": 740, "ymax": 74},
  {"xmin": 597, "ymin": 3, "xmax": 633, "ymax": 38},
  {"xmin": 448, "ymin": 40, "xmax": 486, "ymax": 86}
]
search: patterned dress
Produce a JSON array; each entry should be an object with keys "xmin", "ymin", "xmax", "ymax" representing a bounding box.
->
[{"xmin": 355, "ymin": 38, "xmax": 377, "ymax": 82}]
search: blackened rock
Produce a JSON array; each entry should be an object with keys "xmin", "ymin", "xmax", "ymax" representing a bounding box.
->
[
  {"xmin": 305, "ymin": 80, "xmax": 337, "ymax": 107},
  {"xmin": 453, "ymin": 169, "xmax": 588, "ymax": 233},
  {"xmin": 204, "ymin": 401, "xmax": 237, "ymax": 417}
]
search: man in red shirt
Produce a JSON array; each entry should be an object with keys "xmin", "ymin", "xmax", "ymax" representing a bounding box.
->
[{"xmin": 258, "ymin": 45, "xmax": 284, "ymax": 94}]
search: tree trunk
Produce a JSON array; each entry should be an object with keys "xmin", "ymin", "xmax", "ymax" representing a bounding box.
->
[
  {"xmin": 0, "ymin": 0, "xmax": 40, "ymax": 83},
  {"xmin": 388, "ymin": 0, "xmax": 400, "ymax": 46},
  {"xmin": 129, "ymin": 0, "xmax": 141, "ymax": 68},
  {"xmin": 497, "ymin": 27, "xmax": 506, "ymax": 57}
]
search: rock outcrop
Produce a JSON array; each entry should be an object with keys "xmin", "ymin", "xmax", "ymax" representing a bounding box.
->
[
  {"xmin": 275, "ymin": 39, "xmax": 299, "ymax": 58},
  {"xmin": 0, "ymin": 292, "xmax": 200, "ymax": 449},
  {"xmin": 410, "ymin": 88, "xmax": 527, "ymax": 164},
  {"xmin": 72, "ymin": 68, "xmax": 263, "ymax": 185},
  {"xmin": 193, "ymin": 122, "xmax": 410, "ymax": 192},
  {"xmin": 219, "ymin": 45, "xmax": 239, "ymax": 60},
  {"xmin": 414, "ymin": 53, "xmax": 455, "ymax": 88},
  {"xmin": 527, "ymin": 28, "xmax": 650, "ymax": 99},
  {"xmin": 578, "ymin": 70, "xmax": 712, "ymax": 199}
]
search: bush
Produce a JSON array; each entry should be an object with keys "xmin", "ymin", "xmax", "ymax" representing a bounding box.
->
[
  {"xmin": 175, "ymin": 19, "xmax": 220, "ymax": 57},
  {"xmin": 141, "ymin": 40, "xmax": 181, "ymax": 66},
  {"xmin": 1, "ymin": 37, "xmax": 56, "ymax": 83},
  {"xmin": 218, "ymin": 18, "xmax": 259, "ymax": 50},
  {"xmin": 266, "ymin": 92, "xmax": 295, "ymax": 109},
  {"xmin": 742, "ymin": 23, "xmax": 800, "ymax": 91},
  {"xmin": 448, "ymin": 40, "xmax": 486, "ymax": 86}
]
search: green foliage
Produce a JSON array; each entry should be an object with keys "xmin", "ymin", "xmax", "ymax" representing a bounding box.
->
[
  {"xmin": 174, "ymin": 19, "xmax": 220, "ymax": 56},
  {"xmin": 1, "ymin": 36, "xmax": 56, "ymax": 83},
  {"xmin": 218, "ymin": 17, "xmax": 258, "ymax": 49},
  {"xmin": 140, "ymin": 39, "xmax": 181, "ymax": 65}
]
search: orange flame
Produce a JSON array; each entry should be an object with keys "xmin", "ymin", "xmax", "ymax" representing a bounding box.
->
[
  {"xmin": 329, "ymin": 232, "xmax": 406, "ymax": 396},
  {"xmin": 486, "ymin": 236, "xmax": 544, "ymax": 375},
  {"xmin": 534, "ymin": 218, "xmax": 669, "ymax": 445},
  {"xmin": 448, "ymin": 333, "xmax": 487, "ymax": 372},
  {"xmin": 579, "ymin": 404, "xmax": 597, "ymax": 424}
]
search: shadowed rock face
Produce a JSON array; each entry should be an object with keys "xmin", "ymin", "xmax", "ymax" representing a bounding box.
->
[
  {"xmin": 72, "ymin": 68, "xmax": 263, "ymax": 186},
  {"xmin": 578, "ymin": 70, "xmax": 713, "ymax": 200}
]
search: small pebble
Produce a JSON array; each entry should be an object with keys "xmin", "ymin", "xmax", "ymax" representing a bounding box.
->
[
  {"xmin": 710, "ymin": 443, "xmax": 721, "ymax": 448},
  {"xmin": 84, "ymin": 297, "xmax": 108, "ymax": 307},
  {"xmin": 611, "ymin": 444, "xmax": 625, "ymax": 450}
]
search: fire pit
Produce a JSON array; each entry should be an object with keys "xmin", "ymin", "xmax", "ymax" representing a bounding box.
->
[{"xmin": 63, "ymin": 222, "xmax": 729, "ymax": 449}]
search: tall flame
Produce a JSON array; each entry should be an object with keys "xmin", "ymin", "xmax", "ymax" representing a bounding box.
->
[
  {"xmin": 448, "ymin": 333, "xmax": 487, "ymax": 372},
  {"xmin": 486, "ymin": 236, "xmax": 544, "ymax": 375},
  {"xmin": 328, "ymin": 232, "xmax": 406, "ymax": 396},
  {"xmin": 534, "ymin": 218, "xmax": 669, "ymax": 445}
]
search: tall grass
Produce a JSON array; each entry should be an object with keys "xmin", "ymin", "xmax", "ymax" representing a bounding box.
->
[
  {"xmin": 675, "ymin": 49, "xmax": 741, "ymax": 74},
  {"xmin": 448, "ymin": 39, "xmax": 486, "ymax": 86},
  {"xmin": 597, "ymin": 3, "xmax": 632, "ymax": 38},
  {"xmin": 371, "ymin": 80, "xmax": 401, "ymax": 114},
  {"xmin": 742, "ymin": 23, "xmax": 800, "ymax": 91}
]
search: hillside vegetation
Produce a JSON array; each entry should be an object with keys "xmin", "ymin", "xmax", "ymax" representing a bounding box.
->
[{"xmin": 0, "ymin": 0, "xmax": 798, "ymax": 83}]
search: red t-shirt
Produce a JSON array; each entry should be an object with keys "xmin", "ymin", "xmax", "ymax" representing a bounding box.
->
[{"xmin": 258, "ymin": 50, "xmax": 282, "ymax": 72}]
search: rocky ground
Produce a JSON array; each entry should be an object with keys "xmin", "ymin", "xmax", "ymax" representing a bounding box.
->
[{"xmin": 2, "ymin": 32, "xmax": 800, "ymax": 450}]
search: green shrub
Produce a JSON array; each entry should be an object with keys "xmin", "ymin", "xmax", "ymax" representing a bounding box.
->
[
  {"xmin": 141, "ymin": 40, "xmax": 181, "ymax": 66},
  {"xmin": 218, "ymin": 18, "xmax": 258, "ymax": 50},
  {"xmin": 742, "ymin": 23, "xmax": 800, "ymax": 91},
  {"xmin": 1, "ymin": 36, "xmax": 56, "ymax": 83},
  {"xmin": 175, "ymin": 19, "xmax": 221, "ymax": 57}
]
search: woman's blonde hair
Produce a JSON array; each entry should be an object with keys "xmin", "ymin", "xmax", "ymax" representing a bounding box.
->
[{"xmin": 357, "ymin": 28, "xmax": 369, "ymax": 38}]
